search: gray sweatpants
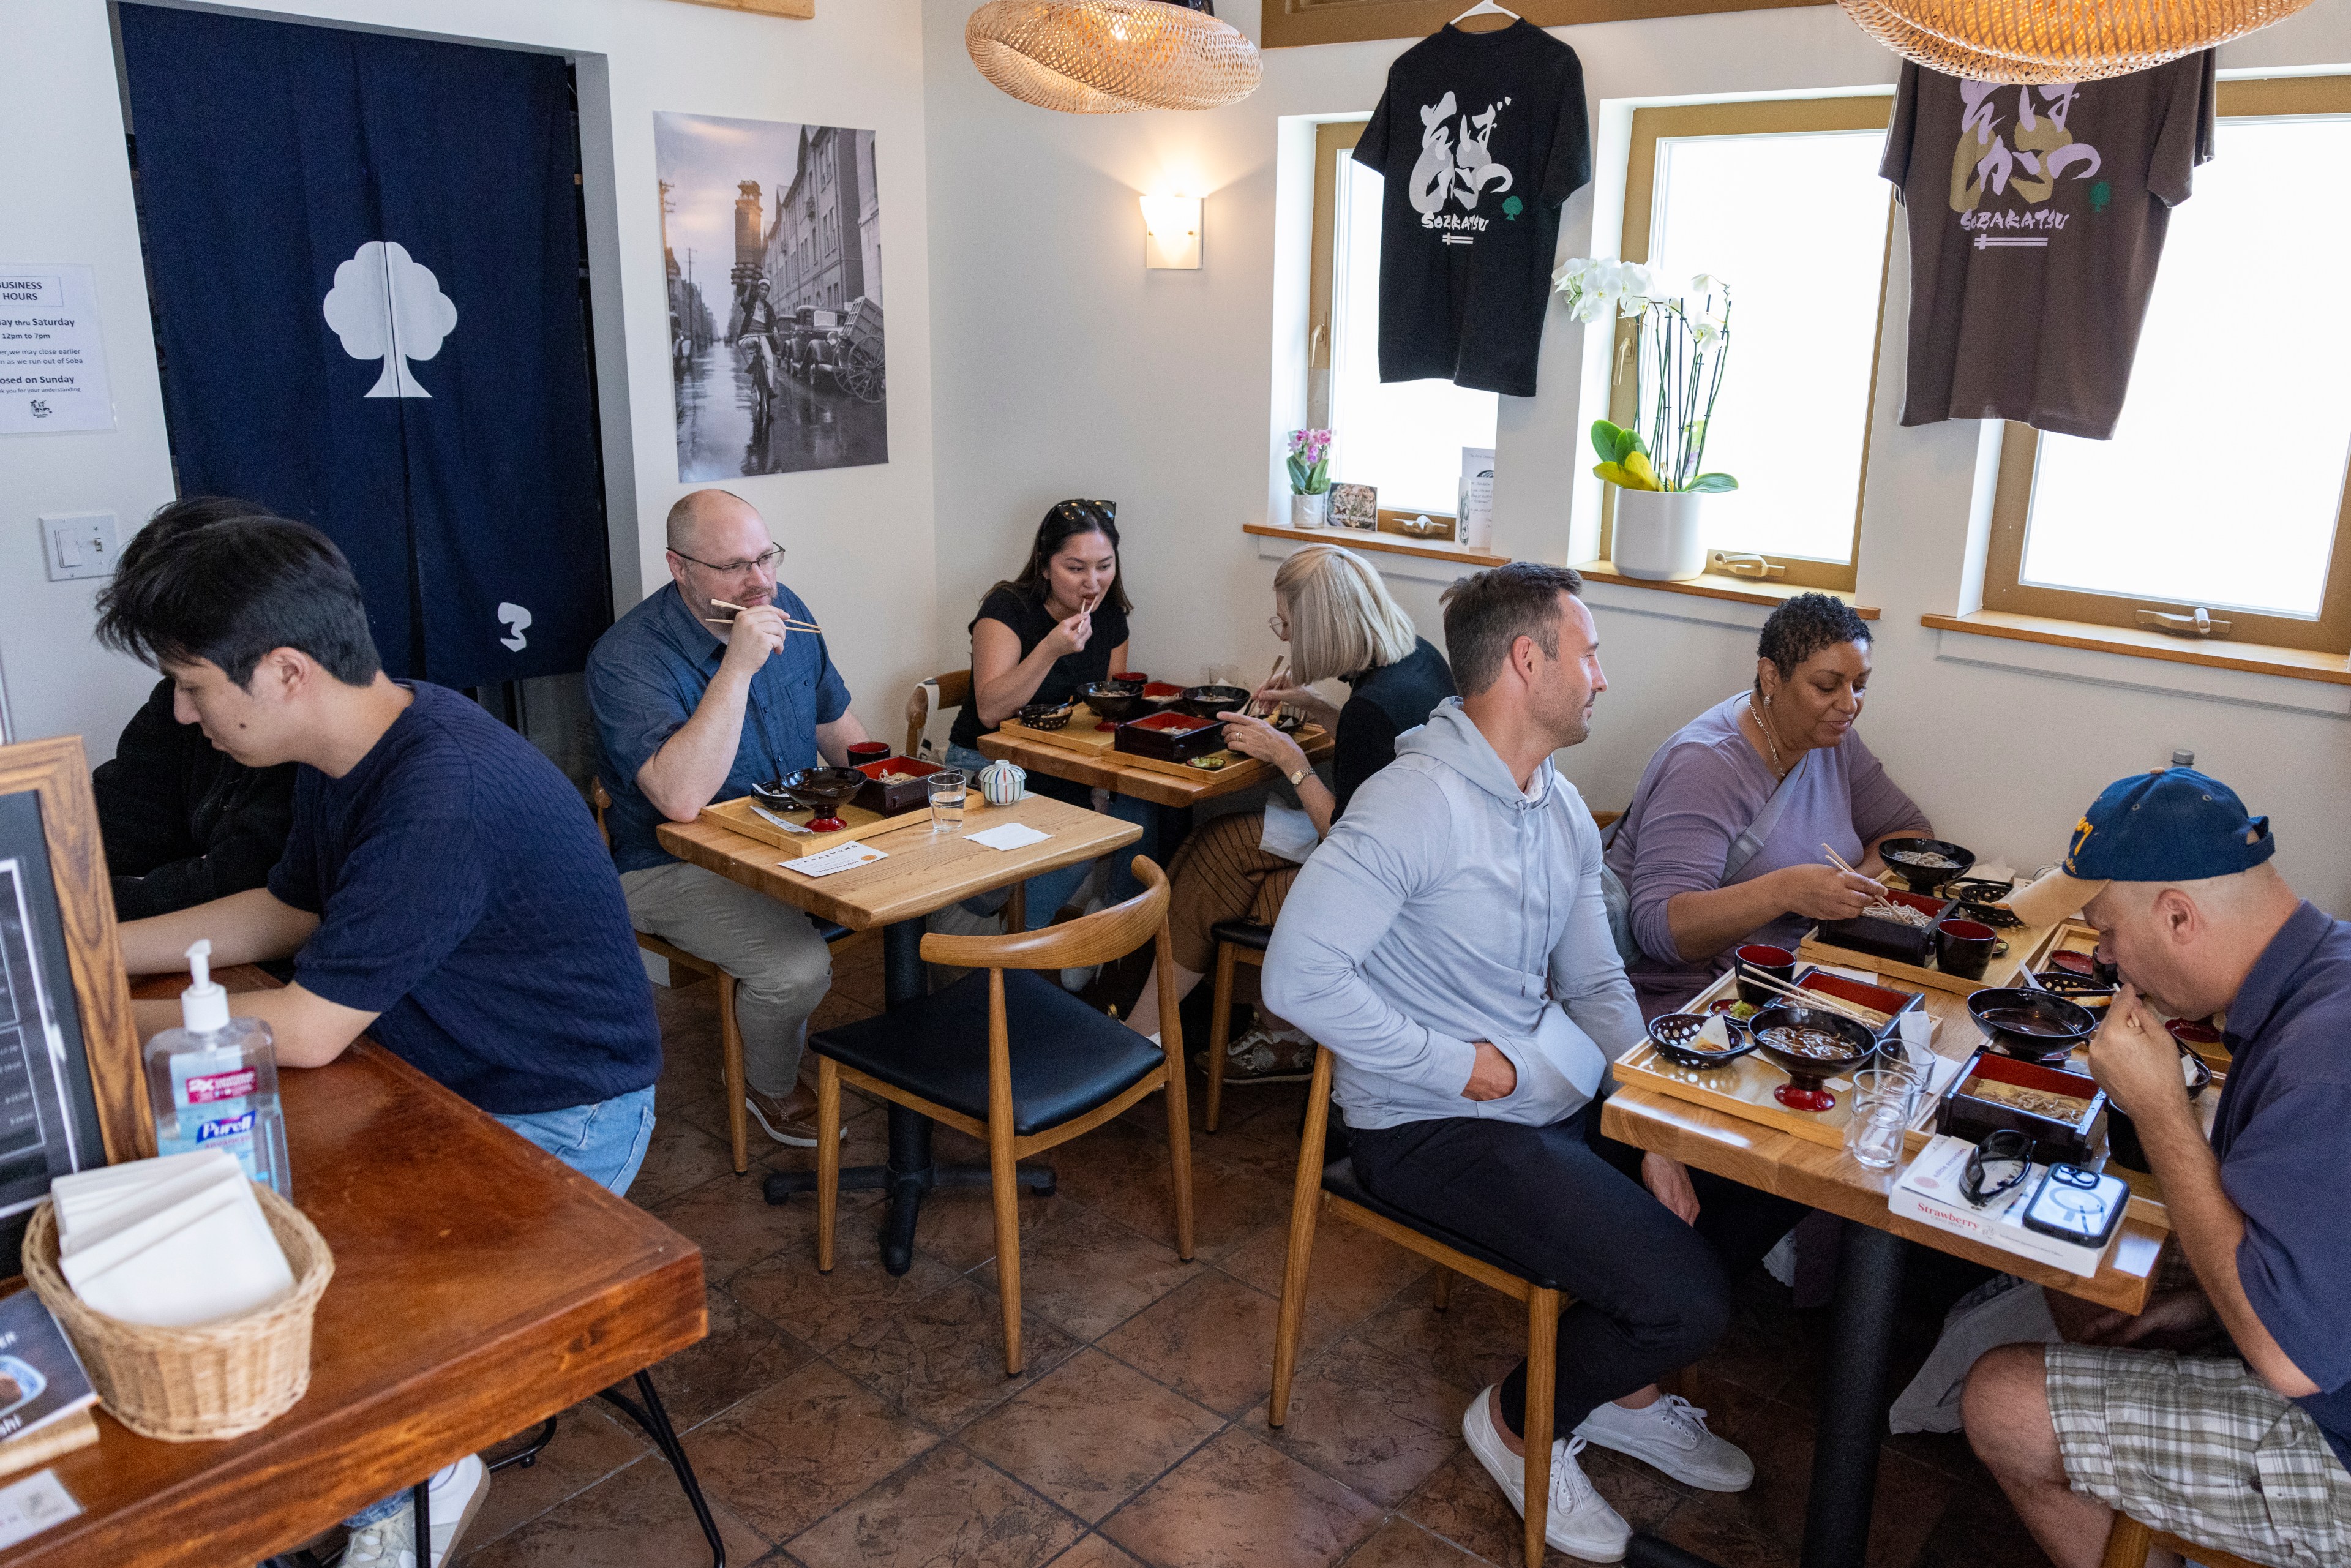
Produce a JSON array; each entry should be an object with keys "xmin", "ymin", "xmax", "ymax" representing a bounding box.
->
[{"xmin": 621, "ymin": 859, "xmax": 833, "ymax": 1097}]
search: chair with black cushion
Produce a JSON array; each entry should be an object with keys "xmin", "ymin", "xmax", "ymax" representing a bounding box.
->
[
  {"xmin": 1204, "ymin": 918, "xmax": 1273, "ymax": 1132},
  {"xmin": 1269, "ymin": 1045, "xmax": 1567, "ymax": 1568},
  {"xmin": 809, "ymin": 857, "xmax": 1193, "ymax": 1374}
]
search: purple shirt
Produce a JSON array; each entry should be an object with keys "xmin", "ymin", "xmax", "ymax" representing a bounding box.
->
[{"xmin": 1603, "ymin": 692, "xmax": 1930, "ymax": 1015}]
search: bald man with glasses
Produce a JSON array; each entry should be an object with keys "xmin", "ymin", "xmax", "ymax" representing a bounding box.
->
[{"xmin": 587, "ymin": 489, "xmax": 876, "ymax": 1146}]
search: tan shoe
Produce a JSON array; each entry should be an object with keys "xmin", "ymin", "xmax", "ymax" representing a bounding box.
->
[{"xmin": 745, "ymin": 1086, "xmax": 844, "ymax": 1148}]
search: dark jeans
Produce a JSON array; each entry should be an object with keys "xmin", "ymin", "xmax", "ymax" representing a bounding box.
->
[{"xmin": 1348, "ymin": 1097, "xmax": 1801, "ymax": 1438}]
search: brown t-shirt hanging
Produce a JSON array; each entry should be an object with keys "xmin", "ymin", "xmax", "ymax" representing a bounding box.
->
[{"xmin": 1880, "ymin": 54, "xmax": 2215, "ymax": 440}]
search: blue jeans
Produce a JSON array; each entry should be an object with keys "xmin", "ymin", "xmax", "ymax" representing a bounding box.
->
[
  {"xmin": 345, "ymin": 1084, "xmax": 658, "ymax": 1528},
  {"xmin": 946, "ymin": 745, "xmax": 1155, "ymax": 928}
]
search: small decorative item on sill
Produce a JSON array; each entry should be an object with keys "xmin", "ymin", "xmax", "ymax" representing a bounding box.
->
[
  {"xmin": 1329, "ymin": 482, "xmax": 1378, "ymax": 531},
  {"xmin": 1554, "ymin": 258, "xmax": 1738, "ymax": 582},
  {"xmin": 1389, "ymin": 513, "xmax": 1455, "ymax": 541},
  {"xmin": 1286, "ymin": 427, "xmax": 1331, "ymax": 528},
  {"xmin": 964, "ymin": 0, "xmax": 1262, "ymax": 115},
  {"xmin": 1835, "ymin": 0, "xmax": 2314, "ymax": 85}
]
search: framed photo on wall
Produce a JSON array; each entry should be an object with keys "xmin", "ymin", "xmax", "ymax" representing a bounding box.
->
[{"xmin": 1330, "ymin": 482, "xmax": 1378, "ymax": 531}]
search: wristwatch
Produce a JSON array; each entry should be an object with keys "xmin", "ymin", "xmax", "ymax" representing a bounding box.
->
[{"xmin": 1286, "ymin": 765, "xmax": 1311, "ymax": 787}]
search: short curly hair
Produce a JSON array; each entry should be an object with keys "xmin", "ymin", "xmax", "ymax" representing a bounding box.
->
[{"xmin": 1755, "ymin": 593, "xmax": 1871, "ymax": 686}]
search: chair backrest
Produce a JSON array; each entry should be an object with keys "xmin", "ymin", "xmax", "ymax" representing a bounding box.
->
[
  {"xmin": 590, "ymin": 778, "xmax": 614, "ymax": 850},
  {"xmin": 920, "ymin": 856, "xmax": 1169, "ymax": 975},
  {"xmin": 907, "ymin": 670, "xmax": 974, "ymax": 758}
]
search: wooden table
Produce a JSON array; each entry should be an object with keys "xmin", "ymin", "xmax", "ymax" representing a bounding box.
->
[
  {"xmin": 15, "ymin": 970, "xmax": 706, "ymax": 1568},
  {"xmin": 974, "ymin": 722, "xmax": 1334, "ymax": 857},
  {"xmin": 1607, "ymin": 983, "xmax": 2162, "ymax": 1568},
  {"xmin": 659, "ymin": 794, "xmax": 1141, "ymax": 1274}
]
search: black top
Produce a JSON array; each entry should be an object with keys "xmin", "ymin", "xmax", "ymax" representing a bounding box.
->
[
  {"xmin": 94, "ymin": 678, "xmax": 297, "ymax": 920},
  {"xmin": 1332, "ymin": 638, "xmax": 1455, "ymax": 817},
  {"xmin": 948, "ymin": 586, "xmax": 1132, "ymax": 750},
  {"xmin": 1354, "ymin": 21, "xmax": 1592, "ymax": 398}
]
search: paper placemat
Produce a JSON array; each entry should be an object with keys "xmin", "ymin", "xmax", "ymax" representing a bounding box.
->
[
  {"xmin": 968, "ymin": 822, "xmax": 1051, "ymax": 852},
  {"xmin": 781, "ymin": 841, "xmax": 888, "ymax": 878}
]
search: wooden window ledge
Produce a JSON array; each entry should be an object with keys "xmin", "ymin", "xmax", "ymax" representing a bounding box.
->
[
  {"xmin": 1244, "ymin": 520, "xmax": 1511, "ymax": 568},
  {"xmin": 1575, "ymin": 560, "xmax": 1880, "ymax": 620},
  {"xmin": 1922, "ymin": 610, "xmax": 2351, "ymax": 686}
]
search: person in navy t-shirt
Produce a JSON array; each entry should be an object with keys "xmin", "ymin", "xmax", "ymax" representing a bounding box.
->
[{"xmin": 1968, "ymin": 770, "xmax": 2350, "ymax": 1568}]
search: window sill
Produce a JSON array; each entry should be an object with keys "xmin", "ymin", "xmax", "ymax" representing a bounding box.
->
[
  {"xmin": 1921, "ymin": 611, "xmax": 2351, "ymax": 686},
  {"xmin": 1574, "ymin": 561, "xmax": 1880, "ymax": 620},
  {"xmin": 1243, "ymin": 521, "xmax": 1511, "ymax": 568}
]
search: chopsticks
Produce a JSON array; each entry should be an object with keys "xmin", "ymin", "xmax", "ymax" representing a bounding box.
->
[
  {"xmin": 1737, "ymin": 968, "xmax": 1893, "ymax": 1028},
  {"xmin": 1823, "ymin": 843, "xmax": 1903, "ymax": 917},
  {"xmin": 1247, "ymin": 655, "xmax": 1289, "ymax": 719},
  {"xmin": 707, "ymin": 598, "xmax": 823, "ymax": 633}
]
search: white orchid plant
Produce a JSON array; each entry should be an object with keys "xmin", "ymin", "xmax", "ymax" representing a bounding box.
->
[{"xmin": 1552, "ymin": 258, "xmax": 1737, "ymax": 495}]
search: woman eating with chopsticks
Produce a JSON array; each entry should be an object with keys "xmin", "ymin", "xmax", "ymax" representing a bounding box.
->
[
  {"xmin": 1603, "ymin": 593, "xmax": 1936, "ymax": 1018},
  {"xmin": 1123, "ymin": 544, "xmax": 1452, "ymax": 1065}
]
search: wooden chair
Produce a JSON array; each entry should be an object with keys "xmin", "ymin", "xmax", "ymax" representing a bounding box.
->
[
  {"xmin": 2100, "ymin": 1514, "xmax": 2270, "ymax": 1568},
  {"xmin": 906, "ymin": 669, "xmax": 973, "ymax": 758},
  {"xmin": 808, "ymin": 857, "xmax": 1193, "ymax": 1374},
  {"xmin": 1270, "ymin": 1046, "xmax": 1567, "ymax": 1568}
]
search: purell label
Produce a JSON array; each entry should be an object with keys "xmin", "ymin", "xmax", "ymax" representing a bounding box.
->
[
  {"xmin": 193, "ymin": 1111, "xmax": 255, "ymax": 1146},
  {"xmin": 185, "ymin": 1068, "xmax": 255, "ymax": 1105}
]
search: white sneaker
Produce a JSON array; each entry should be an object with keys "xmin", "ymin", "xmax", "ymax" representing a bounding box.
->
[
  {"xmin": 427, "ymin": 1454, "xmax": 490, "ymax": 1565},
  {"xmin": 344, "ymin": 1512, "xmax": 416, "ymax": 1568},
  {"xmin": 1576, "ymin": 1392, "xmax": 1754, "ymax": 1492},
  {"xmin": 1462, "ymin": 1387, "xmax": 1632, "ymax": 1562}
]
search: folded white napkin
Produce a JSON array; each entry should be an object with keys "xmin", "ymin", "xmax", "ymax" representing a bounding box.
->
[{"xmin": 51, "ymin": 1153, "xmax": 294, "ymax": 1328}]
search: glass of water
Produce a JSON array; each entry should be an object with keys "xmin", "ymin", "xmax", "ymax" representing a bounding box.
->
[
  {"xmin": 927, "ymin": 769, "xmax": 967, "ymax": 830},
  {"xmin": 1844, "ymin": 1066, "xmax": 1922, "ymax": 1171}
]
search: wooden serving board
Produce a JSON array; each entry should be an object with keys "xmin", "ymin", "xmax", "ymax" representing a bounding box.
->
[
  {"xmin": 1000, "ymin": 711, "xmax": 1329, "ymax": 786},
  {"xmin": 700, "ymin": 792, "xmax": 997, "ymax": 858},
  {"xmin": 1799, "ymin": 882, "xmax": 2069, "ymax": 996}
]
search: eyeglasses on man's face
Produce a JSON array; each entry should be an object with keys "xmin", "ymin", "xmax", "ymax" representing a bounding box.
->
[{"xmin": 672, "ymin": 542, "xmax": 786, "ymax": 577}]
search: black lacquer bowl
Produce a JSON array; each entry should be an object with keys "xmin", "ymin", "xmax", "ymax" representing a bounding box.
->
[
  {"xmin": 1968, "ymin": 986, "xmax": 2098, "ymax": 1065},
  {"xmin": 1878, "ymin": 836, "xmax": 1977, "ymax": 893},
  {"xmin": 1749, "ymin": 1004, "xmax": 1878, "ymax": 1111}
]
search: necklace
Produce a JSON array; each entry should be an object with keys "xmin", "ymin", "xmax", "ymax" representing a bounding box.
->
[{"xmin": 1748, "ymin": 690, "xmax": 1787, "ymax": 778}]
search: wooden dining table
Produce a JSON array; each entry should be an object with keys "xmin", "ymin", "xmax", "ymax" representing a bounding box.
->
[
  {"xmin": 8, "ymin": 969, "xmax": 707, "ymax": 1568},
  {"xmin": 1607, "ymin": 981, "xmax": 2166, "ymax": 1568},
  {"xmin": 658, "ymin": 792, "xmax": 1141, "ymax": 1274},
  {"xmin": 973, "ymin": 717, "xmax": 1334, "ymax": 858}
]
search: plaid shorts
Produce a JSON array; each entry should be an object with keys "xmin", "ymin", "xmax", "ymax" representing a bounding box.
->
[{"xmin": 2047, "ymin": 1343, "xmax": 2351, "ymax": 1568}]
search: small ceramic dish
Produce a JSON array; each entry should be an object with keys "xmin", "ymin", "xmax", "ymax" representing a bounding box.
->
[
  {"xmin": 1649, "ymin": 1012, "xmax": 1756, "ymax": 1070},
  {"xmin": 1016, "ymin": 702, "xmax": 1072, "ymax": 731}
]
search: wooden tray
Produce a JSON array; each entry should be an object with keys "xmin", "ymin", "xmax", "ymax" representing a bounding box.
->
[
  {"xmin": 1799, "ymin": 884, "xmax": 2071, "ymax": 997},
  {"xmin": 700, "ymin": 792, "xmax": 994, "ymax": 858},
  {"xmin": 1000, "ymin": 711, "xmax": 1328, "ymax": 786},
  {"xmin": 1613, "ymin": 967, "xmax": 1957, "ymax": 1153}
]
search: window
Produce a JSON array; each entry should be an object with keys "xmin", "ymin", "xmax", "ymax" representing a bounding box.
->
[
  {"xmin": 1309, "ymin": 121, "xmax": 1497, "ymax": 523},
  {"xmin": 1984, "ymin": 78, "xmax": 2351, "ymax": 652},
  {"xmin": 1606, "ymin": 99, "xmax": 1897, "ymax": 591}
]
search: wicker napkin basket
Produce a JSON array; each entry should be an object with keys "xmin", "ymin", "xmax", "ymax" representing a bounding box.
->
[{"xmin": 21, "ymin": 1185, "xmax": 335, "ymax": 1441}]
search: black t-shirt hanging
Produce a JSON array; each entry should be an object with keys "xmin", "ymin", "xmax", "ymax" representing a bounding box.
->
[{"xmin": 1354, "ymin": 22, "xmax": 1591, "ymax": 399}]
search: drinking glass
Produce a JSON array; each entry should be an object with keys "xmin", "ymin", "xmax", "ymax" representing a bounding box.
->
[
  {"xmin": 1844, "ymin": 1066, "xmax": 1922, "ymax": 1171},
  {"xmin": 927, "ymin": 769, "xmax": 967, "ymax": 830}
]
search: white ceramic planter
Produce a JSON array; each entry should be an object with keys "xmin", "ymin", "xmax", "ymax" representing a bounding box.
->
[
  {"xmin": 1291, "ymin": 491, "xmax": 1329, "ymax": 529},
  {"xmin": 1612, "ymin": 489, "xmax": 1709, "ymax": 581}
]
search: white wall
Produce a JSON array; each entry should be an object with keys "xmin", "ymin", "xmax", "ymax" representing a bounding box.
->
[
  {"xmin": 923, "ymin": 0, "xmax": 2351, "ymax": 912},
  {"xmin": 0, "ymin": 0, "xmax": 937, "ymax": 760}
]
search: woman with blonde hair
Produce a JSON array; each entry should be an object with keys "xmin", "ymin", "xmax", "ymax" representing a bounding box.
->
[{"xmin": 1125, "ymin": 544, "xmax": 1453, "ymax": 1058}]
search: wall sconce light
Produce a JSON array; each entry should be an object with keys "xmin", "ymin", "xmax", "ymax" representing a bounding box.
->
[{"xmin": 1141, "ymin": 194, "xmax": 1201, "ymax": 270}]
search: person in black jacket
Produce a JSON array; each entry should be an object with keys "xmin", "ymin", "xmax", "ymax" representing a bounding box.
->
[
  {"xmin": 1123, "ymin": 542, "xmax": 1453, "ymax": 1057},
  {"xmin": 93, "ymin": 497, "xmax": 297, "ymax": 919}
]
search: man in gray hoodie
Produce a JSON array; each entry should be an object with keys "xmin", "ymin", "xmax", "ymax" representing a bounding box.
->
[{"xmin": 1265, "ymin": 563, "xmax": 1800, "ymax": 1563}]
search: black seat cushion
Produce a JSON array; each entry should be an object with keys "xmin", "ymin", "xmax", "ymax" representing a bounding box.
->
[
  {"xmin": 811, "ymin": 969, "xmax": 1166, "ymax": 1138},
  {"xmin": 1321, "ymin": 1156, "xmax": 1561, "ymax": 1291},
  {"xmin": 1210, "ymin": 920, "xmax": 1273, "ymax": 953},
  {"xmin": 815, "ymin": 920, "xmax": 855, "ymax": 944}
]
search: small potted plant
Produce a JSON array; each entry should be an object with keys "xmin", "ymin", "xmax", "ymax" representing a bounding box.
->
[
  {"xmin": 1553, "ymin": 260, "xmax": 1737, "ymax": 581},
  {"xmin": 1286, "ymin": 428, "xmax": 1332, "ymax": 528}
]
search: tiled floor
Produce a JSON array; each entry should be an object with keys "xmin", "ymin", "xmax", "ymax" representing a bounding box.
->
[{"xmin": 452, "ymin": 940, "xmax": 2058, "ymax": 1568}]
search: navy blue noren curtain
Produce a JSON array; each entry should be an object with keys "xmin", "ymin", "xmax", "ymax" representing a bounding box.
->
[{"xmin": 119, "ymin": 6, "xmax": 609, "ymax": 686}]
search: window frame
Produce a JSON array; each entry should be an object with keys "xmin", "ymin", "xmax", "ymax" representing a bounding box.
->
[
  {"xmin": 1981, "ymin": 75, "xmax": 2351, "ymax": 654},
  {"xmin": 1607, "ymin": 96, "xmax": 1898, "ymax": 594}
]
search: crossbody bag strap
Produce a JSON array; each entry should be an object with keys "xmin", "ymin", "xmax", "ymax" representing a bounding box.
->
[{"xmin": 1720, "ymin": 748, "xmax": 1810, "ymax": 887}]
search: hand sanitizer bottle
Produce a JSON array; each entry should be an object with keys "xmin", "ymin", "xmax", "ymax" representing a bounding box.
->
[{"xmin": 143, "ymin": 940, "xmax": 291, "ymax": 1198}]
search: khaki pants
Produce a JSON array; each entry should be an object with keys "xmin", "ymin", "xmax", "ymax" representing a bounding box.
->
[{"xmin": 621, "ymin": 859, "xmax": 833, "ymax": 1098}]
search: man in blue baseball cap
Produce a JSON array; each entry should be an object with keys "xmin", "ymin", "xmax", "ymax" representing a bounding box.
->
[{"xmin": 1967, "ymin": 768, "xmax": 2350, "ymax": 1568}]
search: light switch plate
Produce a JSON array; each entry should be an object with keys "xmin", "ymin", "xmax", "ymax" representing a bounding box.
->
[{"xmin": 41, "ymin": 511, "xmax": 118, "ymax": 581}]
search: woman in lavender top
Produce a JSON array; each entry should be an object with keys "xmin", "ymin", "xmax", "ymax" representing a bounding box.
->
[{"xmin": 1605, "ymin": 595, "xmax": 1934, "ymax": 1016}]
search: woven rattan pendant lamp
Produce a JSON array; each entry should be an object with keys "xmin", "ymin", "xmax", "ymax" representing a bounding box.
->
[
  {"xmin": 1838, "ymin": 0, "xmax": 2317, "ymax": 84},
  {"xmin": 966, "ymin": 0, "xmax": 1262, "ymax": 114}
]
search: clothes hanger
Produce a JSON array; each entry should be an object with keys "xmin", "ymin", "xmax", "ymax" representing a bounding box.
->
[{"xmin": 1450, "ymin": 0, "xmax": 1523, "ymax": 26}]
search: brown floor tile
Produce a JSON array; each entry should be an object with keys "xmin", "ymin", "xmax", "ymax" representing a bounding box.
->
[
  {"xmin": 830, "ymin": 1277, "xmax": 1084, "ymax": 1430},
  {"xmin": 1079, "ymin": 1142, "xmax": 1291, "ymax": 1264},
  {"xmin": 961, "ymin": 1349, "xmax": 1226, "ymax": 1523},
  {"xmin": 979, "ymin": 1206, "xmax": 1200, "ymax": 1341},
  {"xmin": 1401, "ymin": 1446, "xmax": 1668, "ymax": 1568},
  {"xmin": 1188, "ymin": 1094, "xmax": 1313, "ymax": 1187},
  {"xmin": 1102, "ymin": 1426, "xmax": 1383, "ymax": 1568},
  {"xmin": 1906, "ymin": 1482, "xmax": 2055, "ymax": 1568},
  {"xmin": 757, "ymin": 1102, "xmax": 893, "ymax": 1178},
  {"xmin": 650, "ymin": 1163, "xmax": 869, "ymax": 1288},
  {"xmin": 1253, "ymin": 1337, "xmax": 1468, "ymax": 1506},
  {"xmin": 632, "ymin": 1106, "xmax": 744, "ymax": 1208},
  {"xmin": 1098, "ymin": 1269, "xmax": 1338, "ymax": 1417},
  {"xmin": 684, "ymin": 1358, "xmax": 939, "ymax": 1542},
  {"xmin": 646, "ymin": 1285, "xmax": 816, "ymax": 1431},
  {"xmin": 462, "ymin": 1401, "xmax": 650, "ymax": 1554},
  {"xmin": 729, "ymin": 1236, "xmax": 961, "ymax": 1352},
  {"xmin": 1687, "ymin": 1395, "xmax": 1946, "ymax": 1568},
  {"xmin": 1221, "ymin": 1220, "xmax": 1430, "ymax": 1333},
  {"xmin": 1048, "ymin": 1536, "xmax": 1147, "ymax": 1567},
  {"xmin": 1340, "ymin": 1517, "xmax": 1485, "ymax": 1567},
  {"xmin": 787, "ymin": 1443, "xmax": 1084, "ymax": 1567},
  {"xmin": 462, "ymin": 1448, "xmax": 768, "ymax": 1568},
  {"xmin": 1357, "ymin": 1274, "xmax": 1533, "ymax": 1400},
  {"xmin": 1693, "ymin": 1274, "xmax": 1829, "ymax": 1412},
  {"xmin": 911, "ymin": 1180, "xmax": 1070, "ymax": 1276},
  {"xmin": 1654, "ymin": 1504, "xmax": 1801, "ymax": 1568},
  {"xmin": 830, "ymin": 931, "xmax": 888, "ymax": 1012}
]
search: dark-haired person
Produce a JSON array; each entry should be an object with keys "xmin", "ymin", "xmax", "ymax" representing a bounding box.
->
[
  {"xmin": 1605, "ymin": 591, "xmax": 1933, "ymax": 1016},
  {"xmin": 588, "ymin": 488, "xmax": 876, "ymax": 1147},
  {"xmin": 92, "ymin": 497, "xmax": 297, "ymax": 920},
  {"xmin": 945, "ymin": 498, "xmax": 1149, "ymax": 929},
  {"xmin": 1964, "ymin": 771, "xmax": 2351, "ymax": 1568},
  {"xmin": 96, "ymin": 514, "xmax": 663, "ymax": 1568},
  {"xmin": 1265, "ymin": 563, "xmax": 1797, "ymax": 1561}
]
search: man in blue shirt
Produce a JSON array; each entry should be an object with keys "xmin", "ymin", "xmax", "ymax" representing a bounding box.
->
[
  {"xmin": 587, "ymin": 489, "xmax": 874, "ymax": 1147},
  {"xmin": 1968, "ymin": 770, "xmax": 2350, "ymax": 1568}
]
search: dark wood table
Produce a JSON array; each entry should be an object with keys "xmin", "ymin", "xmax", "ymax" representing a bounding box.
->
[{"xmin": 6, "ymin": 970, "xmax": 707, "ymax": 1568}]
